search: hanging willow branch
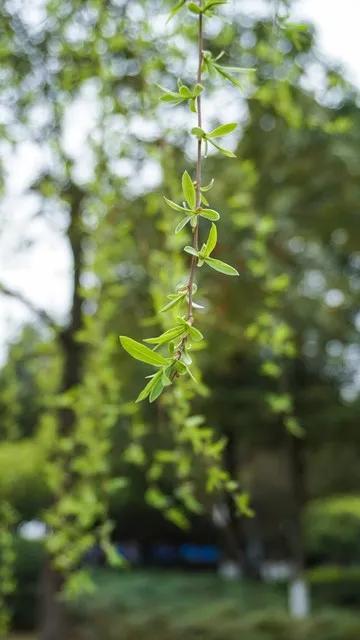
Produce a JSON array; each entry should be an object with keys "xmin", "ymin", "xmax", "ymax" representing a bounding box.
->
[{"xmin": 120, "ymin": 0, "xmax": 252, "ymax": 402}]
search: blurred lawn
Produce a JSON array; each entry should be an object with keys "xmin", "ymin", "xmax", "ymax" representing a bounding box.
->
[{"xmin": 68, "ymin": 570, "xmax": 360, "ymax": 640}]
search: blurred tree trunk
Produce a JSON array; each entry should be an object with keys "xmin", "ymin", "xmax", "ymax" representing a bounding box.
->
[
  {"xmin": 218, "ymin": 431, "xmax": 258, "ymax": 577},
  {"xmin": 39, "ymin": 560, "xmax": 68, "ymax": 640},
  {"xmin": 288, "ymin": 434, "xmax": 306, "ymax": 575},
  {"xmin": 287, "ymin": 434, "xmax": 310, "ymax": 618},
  {"xmin": 39, "ymin": 186, "xmax": 85, "ymax": 640}
]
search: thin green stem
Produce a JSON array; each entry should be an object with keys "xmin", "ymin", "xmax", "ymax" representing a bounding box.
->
[{"xmin": 187, "ymin": 2, "xmax": 203, "ymax": 323}]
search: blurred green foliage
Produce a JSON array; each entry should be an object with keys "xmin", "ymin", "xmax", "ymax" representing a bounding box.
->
[
  {"xmin": 1, "ymin": 0, "xmax": 360, "ymax": 633},
  {"xmin": 305, "ymin": 496, "xmax": 360, "ymax": 564},
  {"xmin": 10, "ymin": 539, "xmax": 44, "ymax": 631}
]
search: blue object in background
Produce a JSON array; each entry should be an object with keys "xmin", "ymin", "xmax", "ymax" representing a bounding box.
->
[
  {"xmin": 179, "ymin": 544, "xmax": 220, "ymax": 565},
  {"xmin": 151, "ymin": 544, "xmax": 179, "ymax": 564}
]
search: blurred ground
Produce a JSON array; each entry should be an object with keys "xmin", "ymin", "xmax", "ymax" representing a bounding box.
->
[
  {"xmin": 10, "ymin": 570, "xmax": 360, "ymax": 639},
  {"xmin": 70, "ymin": 571, "xmax": 360, "ymax": 639}
]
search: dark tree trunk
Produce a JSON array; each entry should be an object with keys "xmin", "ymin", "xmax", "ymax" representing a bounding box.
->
[
  {"xmin": 39, "ymin": 561, "xmax": 69, "ymax": 640},
  {"xmin": 39, "ymin": 186, "xmax": 86, "ymax": 640},
  {"xmin": 288, "ymin": 434, "xmax": 307, "ymax": 576},
  {"xmin": 217, "ymin": 431, "xmax": 259, "ymax": 577}
]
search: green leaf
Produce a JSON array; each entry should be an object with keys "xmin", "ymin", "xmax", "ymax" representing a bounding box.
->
[
  {"xmin": 106, "ymin": 477, "xmax": 128, "ymax": 493},
  {"xmin": 159, "ymin": 293, "xmax": 186, "ymax": 313},
  {"xmin": 205, "ymin": 257, "xmax": 239, "ymax": 276},
  {"xmin": 149, "ymin": 376, "xmax": 165, "ymax": 402},
  {"xmin": 184, "ymin": 246, "xmax": 199, "ymax": 257},
  {"xmin": 267, "ymin": 393, "xmax": 293, "ymax": 414},
  {"xmin": 234, "ymin": 493, "xmax": 254, "ymax": 518},
  {"xmin": 214, "ymin": 64, "xmax": 254, "ymax": 88},
  {"xmin": 182, "ymin": 170, "xmax": 196, "ymax": 209},
  {"xmin": 188, "ymin": 325, "xmax": 204, "ymax": 342},
  {"xmin": 166, "ymin": 507, "xmax": 189, "ymax": 529},
  {"xmin": 120, "ymin": 336, "xmax": 168, "ymax": 367},
  {"xmin": 191, "ymin": 126, "xmax": 205, "ymax": 138},
  {"xmin": 163, "ymin": 196, "xmax": 191, "ymax": 213},
  {"xmin": 198, "ymin": 208, "xmax": 220, "ymax": 221},
  {"xmin": 208, "ymin": 139, "xmax": 236, "ymax": 158},
  {"xmin": 178, "ymin": 84, "xmax": 192, "ymax": 98},
  {"xmin": 222, "ymin": 65, "xmax": 255, "ymax": 74},
  {"xmin": 103, "ymin": 542, "xmax": 125, "ymax": 568},
  {"xmin": 161, "ymin": 368, "xmax": 172, "ymax": 387},
  {"xmin": 136, "ymin": 371, "xmax": 162, "ymax": 403},
  {"xmin": 144, "ymin": 325, "xmax": 186, "ymax": 345},
  {"xmin": 207, "ymin": 122, "xmax": 237, "ymax": 138},
  {"xmin": 175, "ymin": 216, "xmax": 192, "ymax": 234},
  {"xmin": 204, "ymin": 223, "xmax": 217, "ymax": 257},
  {"xmin": 204, "ymin": 0, "xmax": 228, "ymax": 10},
  {"xmin": 167, "ymin": 0, "xmax": 186, "ymax": 22},
  {"xmin": 156, "ymin": 85, "xmax": 184, "ymax": 104},
  {"xmin": 261, "ymin": 361, "xmax": 281, "ymax": 379},
  {"xmin": 188, "ymin": 1, "xmax": 202, "ymax": 13},
  {"xmin": 193, "ymin": 83, "xmax": 204, "ymax": 96},
  {"xmin": 146, "ymin": 487, "xmax": 169, "ymax": 509},
  {"xmin": 184, "ymin": 364, "xmax": 198, "ymax": 383},
  {"xmin": 201, "ymin": 178, "xmax": 215, "ymax": 192},
  {"xmin": 284, "ymin": 416, "xmax": 305, "ymax": 438}
]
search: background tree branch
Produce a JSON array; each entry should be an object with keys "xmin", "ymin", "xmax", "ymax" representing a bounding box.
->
[{"xmin": 0, "ymin": 282, "xmax": 58, "ymax": 331}]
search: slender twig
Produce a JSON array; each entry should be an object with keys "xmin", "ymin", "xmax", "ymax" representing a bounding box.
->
[
  {"xmin": 0, "ymin": 282, "xmax": 57, "ymax": 330},
  {"xmin": 171, "ymin": 1, "xmax": 204, "ymax": 379},
  {"xmin": 187, "ymin": 1, "xmax": 203, "ymax": 324}
]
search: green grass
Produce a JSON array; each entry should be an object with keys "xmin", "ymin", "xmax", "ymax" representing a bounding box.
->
[{"xmin": 69, "ymin": 570, "xmax": 360, "ymax": 640}]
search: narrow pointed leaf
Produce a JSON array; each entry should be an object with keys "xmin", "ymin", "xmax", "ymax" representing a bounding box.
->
[
  {"xmin": 193, "ymin": 83, "xmax": 204, "ymax": 96},
  {"xmin": 208, "ymin": 139, "xmax": 236, "ymax": 158},
  {"xmin": 185, "ymin": 364, "xmax": 198, "ymax": 383},
  {"xmin": 188, "ymin": 2, "xmax": 202, "ymax": 13},
  {"xmin": 167, "ymin": 0, "xmax": 186, "ymax": 22},
  {"xmin": 191, "ymin": 126, "xmax": 205, "ymax": 138},
  {"xmin": 175, "ymin": 216, "xmax": 192, "ymax": 234},
  {"xmin": 188, "ymin": 325, "xmax": 204, "ymax": 342},
  {"xmin": 204, "ymin": 223, "xmax": 217, "ymax": 257},
  {"xmin": 164, "ymin": 196, "xmax": 191, "ymax": 213},
  {"xmin": 205, "ymin": 257, "xmax": 239, "ymax": 276},
  {"xmin": 201, "ymin": 178, "xmax": 215, "ymax": 192},
  {"xmin": 222, "ymin": 65, "xmax": 255, "ymax": 74},
  {"xmin": 144, "ymin": 325, "xmax": 186, "ymax": 345},
  {"xmin": 182, "ymin": 170, "xmax": 196, "ymax": 209},
  {"xmin": 207, "ymin": 122, "xmax": 237, "ymax": 138},
  {"xmin": 190, "ymin": 98, "xmax": 197, "ymax": 113},
  {"xmin": 214, "ymin": 66, "xmax": 242, "ymax": 88},
  {"xmin": 120, "ymin": 336, "xmax": 168, "ymax": 366},
  {"xmin": 184, "ymin": 246, "xmax": 199, "ymax": 257},
  {"xmin": 149, "ymin": 377, "xmax": 165, "ymax": 403},
  {"xmin": 136, "ymin": 371, "xmax": 162, "ymax": 403},
  {"xmin": 198, "ymin": 208, "xmax": 220, "ymax": 221},
  {"xmin": 159, "ymin": 293, "xmax": 186, "ymax": 313},
  {"xmin": 179, "ymin": 85, "xmax": 192, "ymax": 98}
]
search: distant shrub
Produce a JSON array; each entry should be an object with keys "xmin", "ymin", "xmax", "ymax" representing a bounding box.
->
[
  {"xmin": 11, "ymin": 538, "xmax": 44, "ymax": 630},
  {"xmin": 0, "ymin": 439, "xmax": 49, "ymax": 517},
  {"xmin": 308, "ymin": 565, "xmax": 360, "ymax": 607},
  {"xmin": 305, "ymin": 495, "xmax": 360, "ymax": 564}
]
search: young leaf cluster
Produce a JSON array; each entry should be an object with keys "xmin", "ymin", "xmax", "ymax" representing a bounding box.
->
[
  {"xmin": 121, "ymin": 0, "xmax": 243, "ymax": 403},
  {"xmin": 202, "ymin": 50, "xmax": 255, "ymax": 88},
  {"xmin": 158, "ymin": 80, "xmax": 203, "ymax": 113}
]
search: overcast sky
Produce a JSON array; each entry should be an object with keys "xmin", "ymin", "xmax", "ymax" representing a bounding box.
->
[{"xmin": 1, "ymin": 0, "xmax": 360, "ymax": 360}]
